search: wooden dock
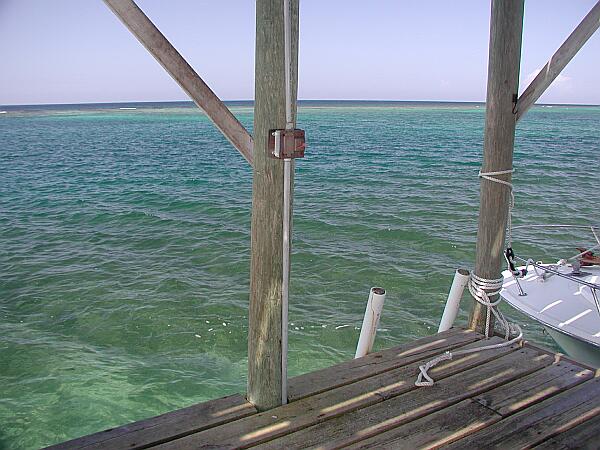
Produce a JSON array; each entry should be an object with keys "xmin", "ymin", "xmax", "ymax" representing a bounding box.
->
[{"xmin": 49, "ymin": 327, "xmax": 600, "ymax": 449}]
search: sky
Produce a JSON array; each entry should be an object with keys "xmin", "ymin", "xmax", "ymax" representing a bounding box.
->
[{"xmin": 1, "ymin": 0, "xmax": 599, "ymax": 105}]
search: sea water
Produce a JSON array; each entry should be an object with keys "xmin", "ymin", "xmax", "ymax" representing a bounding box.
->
[{"xmin": 1, "ymin": 101, "xmax": 598, "ymax": 449}]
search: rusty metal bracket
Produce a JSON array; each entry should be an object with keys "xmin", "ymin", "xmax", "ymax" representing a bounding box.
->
[{"xmin": 268, "ymin": 129, "xmax": 306, "ymax": 159}]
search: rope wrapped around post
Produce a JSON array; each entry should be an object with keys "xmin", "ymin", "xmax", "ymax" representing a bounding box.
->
[
  {"xmin": 415, "ymin": 273, "xmax": 523, "ymax": 387},
  {"xmin": 468, "ymin": 273, "xmax": 509, "ymax": 339},
  {"xmin": 479, "ymin": 168, "xmax": 514, "ymax": 247},
  {"xmin": 415, "ymin": 166, "xmax": 523, "ymax": 387},
  {"xmin": 415, "ymin": 272, "xmax": 523, "ymax": 387},
  {"xmin": 416, "ymin": 273, "xmax": 523, "ymax": 386}
]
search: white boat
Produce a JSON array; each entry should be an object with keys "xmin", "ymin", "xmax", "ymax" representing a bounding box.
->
[{"xmin": 501, "ymin": 258, "xmax": 600, "ymax": 367}]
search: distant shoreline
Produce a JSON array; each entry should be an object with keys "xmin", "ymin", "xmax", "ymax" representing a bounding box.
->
[{"xmin": 1, "ymin": 99, "xmax": 599, "ymax": 111}]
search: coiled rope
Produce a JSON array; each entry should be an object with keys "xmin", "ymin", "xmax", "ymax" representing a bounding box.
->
[
  {"xmin": 415, "ymin": 271, "xmax": 523, "ymax": 387},
  {"xmin": 415, "ymin": 168, "xmax": 523, "ymax": 387},
  {"xmin": 469, "ymin": 273, "xmax": 509, "ymax": 339}
]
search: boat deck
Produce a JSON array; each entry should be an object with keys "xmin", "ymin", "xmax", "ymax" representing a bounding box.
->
[{"xmin": 48, "ymin": 327, "xmax": 600, "ymax": 449}]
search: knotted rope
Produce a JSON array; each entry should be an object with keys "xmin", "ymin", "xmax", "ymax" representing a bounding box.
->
[
  {"xmin": 415, "ymin": 272, "xmax": 523, "ymax": 387},
  {"xmin": 415, "ymin": 352, "xmax": 453, "ymax": 387},
  {"xmin": 415, "ymin": 313, "xmax": 523, "ymax": 387},
  {"xmin": 415, "ymin": 167, "xmax": 523, "ymax": 387}
]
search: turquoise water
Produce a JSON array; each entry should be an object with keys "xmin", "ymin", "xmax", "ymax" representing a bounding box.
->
[{"xmin": 1, "ymin": 101, "xmax": 598, "ymax": 449}]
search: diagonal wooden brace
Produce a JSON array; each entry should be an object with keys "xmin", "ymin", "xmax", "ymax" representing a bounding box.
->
[{"xmin": 103, "ymin": 0, "xmax": 254, "ymax": 165}]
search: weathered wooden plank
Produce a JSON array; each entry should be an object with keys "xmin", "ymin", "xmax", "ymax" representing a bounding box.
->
[
  {"xmin": 344, "ymin": 399, "xmax": 499, "ymax": 450},
  {"xmin": 524, "ymin": 340, "xmax": 599, "ymax": 372},
  {"xmin": 247, "ymin": 0, "xmax": 300, "ymax": 411},
  {"xmin": 288, "ymin": 328, "xmax": 482, "ymax": 401},
  {"xmin": 515, "ymin": 1, "xmax": 600, "ymax": 122},
  {"xmin": 156, "ymin": 337, "xmax": 519, "ymax": 449},
  {"xmin": 474, "ymin": 359, "xmax": 593, "ymax": 416},
  {"xmin": 259, "ymin": 346, "xmax": 552, "ymax": 450},
  {"xmin": 444, "ymin": 377, "xmax": 600, "ymax": 449},
  {"xmin": 343, "ymin": 360, "xmax": 592, "ymax": 450},
  {"xmin": 102, "ymin": 0, "xmax": 254, "ymax": 164},
  {"xmin": 44, "ymin": 393, "xmax": 256, "ymax": 450},
  {"xmin": 533, "ymin": 413, "xmax": 600, "ymax": 450},
  {"xmin": 469, "ymin": 0, "xmax": 524, "ymax": 333}
]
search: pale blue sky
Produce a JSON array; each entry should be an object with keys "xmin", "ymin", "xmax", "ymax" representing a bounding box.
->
[{"xmin": 1, "ymin": 0, "xmax": 599, "ymax": 105}]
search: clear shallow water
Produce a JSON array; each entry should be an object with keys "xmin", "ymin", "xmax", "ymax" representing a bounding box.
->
[{"xmin": 0, "ymin": 101, "xmax": 598, "ymax": 449}]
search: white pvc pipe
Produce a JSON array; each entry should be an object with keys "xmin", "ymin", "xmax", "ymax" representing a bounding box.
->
[
  {"xmin": 355, "ymin": 287, "xmax": 387, "ymax": 358},
  {"xmin": 281, "ymin": 157, "xmax": 291, "ymax": 405},
  {"xmin": 281, "ymin": 0, "xmax": 292, "ymax": 406},
  {"xmin": 438, "ymin": 268, "xmax": 470, "ymax": 333}
]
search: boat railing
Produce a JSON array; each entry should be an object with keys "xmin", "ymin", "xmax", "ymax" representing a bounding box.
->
[{"xmin": 513, "ymin": 255, "xmax": 600, "ymax": 317}]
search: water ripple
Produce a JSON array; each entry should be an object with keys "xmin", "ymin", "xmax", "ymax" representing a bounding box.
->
[{"xmin": 1, "ymin": 103, "xmax": 598, "ymax": 448}]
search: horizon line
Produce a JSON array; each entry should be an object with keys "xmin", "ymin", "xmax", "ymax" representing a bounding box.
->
[{"xmin": 3, "ymin": 99, "xmax": 600, "ymax": 108}]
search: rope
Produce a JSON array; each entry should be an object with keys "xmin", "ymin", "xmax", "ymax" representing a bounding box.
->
[
  {"xmin": 468, "ymin": 273, "xmax": 504, "ymax": 337},
  {"xmin": 415, "ymin": 352, "xmax": 453, "ymax": 387},
  {"xmin": 417, "ymin": 172, "xmax": 598, "ymax": 387},
  {"xmin": 415, "ymin": 272, "xmax": 523, "ymax": 387},
  {"xmin": 415, "ymin": 328, "xmax": 523, "ymax": 387},
  {"xmin": 415, "ymin": 168, "xmax": 523, "ymax": 387},
  {"xmin": 479, "ymin": 168, "xmax": 514, "ymax": 246}
]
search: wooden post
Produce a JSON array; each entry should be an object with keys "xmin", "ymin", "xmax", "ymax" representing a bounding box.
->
[
  {"xmin": 103, "ymin": 0, "xmax": 254, "ymax": 165},
  {"xmin": 469, "ymin": 0, "xmax": 524, "ymax": 335},
  {"xmin": 248, "ymin": 0, "xmax": 299, "ymax": 410},
  {"xmin": 516, "ymin": 0, "xmax": 600, "ymax": 122}
]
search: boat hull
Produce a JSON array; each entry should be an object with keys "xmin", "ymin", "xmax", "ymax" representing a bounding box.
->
[
  {"xmin": 500, "ymin": 264, "xmax": 600, "ymax": 368},
  {"xmin": 545, "ymin": 326, "xmax": 600, "ymax": 368}
]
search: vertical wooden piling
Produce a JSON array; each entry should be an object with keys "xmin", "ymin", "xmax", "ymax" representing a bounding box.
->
[
  {"xmin": 248, "ymin": 0, "xmax": 299, "ymax": 410},
  {"xmin": 469, "ymin": 0, "xmax": 524, "ymax": 335}
]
